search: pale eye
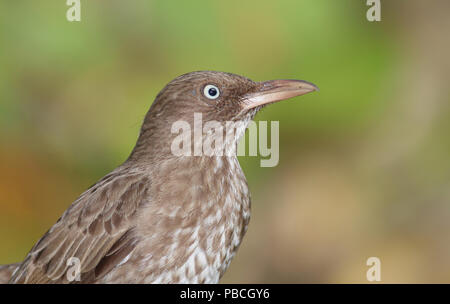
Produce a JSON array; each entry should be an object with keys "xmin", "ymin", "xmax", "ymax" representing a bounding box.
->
[{"xmin": 203, "ymin": 84, "xmax": 220, "ymax": 100}]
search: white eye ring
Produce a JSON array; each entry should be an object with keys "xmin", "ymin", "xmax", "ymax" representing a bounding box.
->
[{"xmin": 203, "ymin": 84, "xmax": 220, "ymax": 100}]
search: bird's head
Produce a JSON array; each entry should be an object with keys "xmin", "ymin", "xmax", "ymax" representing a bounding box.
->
[
  {"xmin": 130, "ymin": 71, "xmax": 318, "ymax": 161},
  {"xmin": 149, "ymin": 71, "xmax": 318, "ymax": 122}
]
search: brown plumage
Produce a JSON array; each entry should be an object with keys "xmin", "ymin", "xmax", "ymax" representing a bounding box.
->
[{"xmin": 1, "ymin": 71, "xmax": 317, "ymax": 284}]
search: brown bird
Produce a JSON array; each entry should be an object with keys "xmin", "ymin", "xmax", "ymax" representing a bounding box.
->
[{"xmin": 1, "ymin": 71, "xmax": 317, "ymax": 283}]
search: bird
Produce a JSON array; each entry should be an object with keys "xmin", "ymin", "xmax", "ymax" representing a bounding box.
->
[{"xmin": 1, "ymin": 71, "xmax": 317, "ymax": 284}]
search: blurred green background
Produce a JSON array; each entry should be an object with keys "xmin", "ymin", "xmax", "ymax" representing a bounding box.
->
[{"xmin": 1, "ymin": 0, "xmax": 449, "ymax": 283}]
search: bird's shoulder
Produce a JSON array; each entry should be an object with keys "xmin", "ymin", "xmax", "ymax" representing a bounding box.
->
[{"xmin": 10, "ymin": 167, "xmax": 151, "ymax": 283}]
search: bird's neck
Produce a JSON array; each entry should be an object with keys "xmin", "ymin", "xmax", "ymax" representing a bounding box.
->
[{"xmin": 128, "ymin": 116, "xmax": 251, "ymax": 164}]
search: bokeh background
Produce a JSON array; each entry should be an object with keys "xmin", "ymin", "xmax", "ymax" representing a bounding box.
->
[{"xmin": 1, "ymin": 0, "xmax": 449, "ymax": 283}]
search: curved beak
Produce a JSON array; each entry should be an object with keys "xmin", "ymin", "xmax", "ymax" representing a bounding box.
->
[{"xmin": 241, "ymin": 79, "xmax": 318, "ymax": 110}]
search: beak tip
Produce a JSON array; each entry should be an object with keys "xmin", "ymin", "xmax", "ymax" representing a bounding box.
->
[{"xmin": 301, "ymin": 80, "xmax": 319, "ymax": 93}]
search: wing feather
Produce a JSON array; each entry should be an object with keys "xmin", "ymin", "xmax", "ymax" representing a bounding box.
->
[{"xmin": 10, "ymin": 170, "xmax": 148, "ymax": 283}]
